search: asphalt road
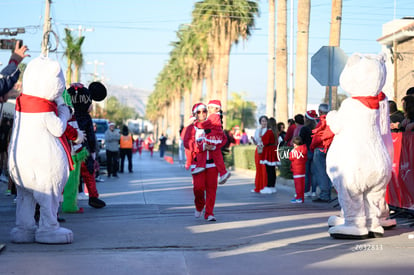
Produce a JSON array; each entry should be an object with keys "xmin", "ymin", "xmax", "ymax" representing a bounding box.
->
[{"xmin": 1, "ymin": 150, "xmax": 413, "ymax": 275}]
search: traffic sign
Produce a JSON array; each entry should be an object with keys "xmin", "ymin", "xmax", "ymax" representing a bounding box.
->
[{"xmin": 311, "ymin": 46, "xmax": 348, "ymax": 86}]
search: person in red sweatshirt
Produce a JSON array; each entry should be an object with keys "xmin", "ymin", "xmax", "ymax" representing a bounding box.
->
[{"xmin": 289, "ymin": 136, "xmax": 308, "ymax": 203}]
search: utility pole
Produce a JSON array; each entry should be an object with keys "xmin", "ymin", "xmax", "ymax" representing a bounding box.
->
[
  {"xmin": 324, "ymin": 0, "xmax": 343, "ymax": 110},
  {"xmin": 87, "ymin": 60, "xmax": 104, "ymax": 81},
  {"xmin": 266, "ymin": 0, "xmax": 276, "ymax": 118},
  {"xmin": 41, "ymin": 0, "xmax": 52, "ymax": 56}
]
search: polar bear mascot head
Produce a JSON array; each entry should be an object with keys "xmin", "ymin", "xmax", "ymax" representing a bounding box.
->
[
  {"xmin": 326, "ymin": 53, "xmax": 393, "ymax": 239},
  {"xmin": 8, "ymin": 56, "xmax": 74, "ymax": 244}
]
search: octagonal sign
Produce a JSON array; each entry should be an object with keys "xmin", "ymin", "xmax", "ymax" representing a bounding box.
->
[{"xmin": 311, "ymin": 46, "xmax": 348, "ymax": 86}]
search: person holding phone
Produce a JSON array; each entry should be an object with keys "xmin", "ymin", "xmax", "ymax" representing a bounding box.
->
[{"xmin": 0, "ymin": 41, "xmax": 29, "ymax": 102}]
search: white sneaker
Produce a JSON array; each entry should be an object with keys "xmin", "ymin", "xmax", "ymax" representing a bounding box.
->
[
  {"xmin": 304, "ymin": 192, "xmax": 312, "ymax": 197},
  {"xmin": 207, "ymin": 215, "xmax": 216, "ymax": 222},
  {"xmin": 194, "ymin": 210, "xmax": 202, "ymax": 218},
  {"xmin": 290, "ymin": 198, "xmax": 303, "ymax": 203},
  {"xmin": 218, "ymin": 171, "xmax": 231, "ymax": 185},
  {"xmin": 260, "ymin": 187, "xmax": 272, "ymax": 194},
  {"xmin": 311, "ymin": 192, "xmax": 317, "ymax": 197},
  {"xmin": 270, "ymin": 187, "xmax": 277, "ymax": 193},
  {"xmin": 77, "ymin": 192, "xmax": 89, "ymax": 201},
  {"xmin": 191, "ymin": 167, "xmax": 205, "ymax": 175}
]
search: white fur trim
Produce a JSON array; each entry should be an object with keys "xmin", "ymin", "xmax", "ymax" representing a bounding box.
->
[
  {"xmin": 204, "ymin": 137, "xmax": 223, "ymax": 144},
  {"xmin": 207, "ymin": 103, "xmax": 221, "ymax": 109}
]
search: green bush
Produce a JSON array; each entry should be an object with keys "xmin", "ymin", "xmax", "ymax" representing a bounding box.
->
[
  {"xmin": 233, "ymin": 145, "xmax": 256, "ymax": 170},
  {"xmin": 223, "ymin": 149, "xmax": 234, "ymax": 168},
  {"xmin": 278, "ymin": 146, "xmax": 293, "ymax": 179}
]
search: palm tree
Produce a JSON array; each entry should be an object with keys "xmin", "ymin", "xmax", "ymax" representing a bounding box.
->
[
  {"xmin": 276, "ymin": 0, "xmax": 288, "ymax": 124},
  {"xmin": 266, "ymin": 0, "xmax": 276, "ymax": 118},
  {"xmin": 175, "ymin": 24, "xmax": 208, "ymax": 106},
  {"xmin": 227, "ymin": 92, "xmax": 257, "ymax": 129},
  {"xmin": 324, "ymin": 0, "xmax": 343, "ymax": 110},
  {"xmin": 294, "ymin": 0, "xmax": 311, "ymax": 116},
  {"xmin": 63, "ymin": 28, "xmax": 85, "ymax": 85},
  {"xmin": 63, "ymin": 29, "xmax": 75, "ymax": 86},
  {"xmin": 193, "ymin": 0, "xmax": 259, "ymax": 128},
  {"xmin": 72, "ymin": 36, "xmax": 85, "ymax": 82}
]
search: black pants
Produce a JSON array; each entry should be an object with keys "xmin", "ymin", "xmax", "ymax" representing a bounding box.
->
[
  {"xmin": 120, "ymin": 148, "xmax": 133, "ymax": 172},
  {"xmin": 266, "ymin": 165, "xmax": 276, "ymax": 188},
  {"xmin": 106, "ymin": 150, "xmax": 119, "ymax": 176}
]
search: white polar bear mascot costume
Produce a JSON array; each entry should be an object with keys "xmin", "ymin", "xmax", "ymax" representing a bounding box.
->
[
  {"xmin": 8, "ymin": 56, "xmax": 73, "ymax": 244},
  {"xmin": 326, "ymin": 53, "xmax": 393, "ymax": 239}
]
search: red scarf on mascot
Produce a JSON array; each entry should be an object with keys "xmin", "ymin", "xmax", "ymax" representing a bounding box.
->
[
  {"xmin": 352, "ymin": 91, "xmax": 386, "ymax": 110},
  {"xmin": 15, "ymin": 93, "xmax": 74, "ymax": 171}
]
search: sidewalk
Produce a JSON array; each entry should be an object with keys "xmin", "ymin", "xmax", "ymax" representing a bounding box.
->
[{"xmin": 1, "ymin": 151, "xmax": 413, "ymax": 275}]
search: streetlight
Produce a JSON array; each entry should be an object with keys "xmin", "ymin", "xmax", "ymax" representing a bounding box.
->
[{"xmin": 87, "ymin": 60, "xmax": 105, "ymax": 81}]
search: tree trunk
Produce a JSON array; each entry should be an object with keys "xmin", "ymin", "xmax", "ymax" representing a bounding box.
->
[
  {"xmin": 163, "ymin": 106, "xmax": 168, "ymax": 137},
  {"xmin": 183, "ymin": 90, "xmax": 191, "ymax": 122},
  {"xmin": 324, "ymin": 0, "xmax": 342, "ymax": 110},
  {"xmin": 191, "ymin": 72, "xmax": 203, "ymax": 106},
  {"xmin": 205, "ymin": 60, "xmax": 214, "ymax": 101},
  {"xmin": 173, "ymin": 95, "xmax": 181, "ymax": 139},
  {"xmin": 266, "ymin": 0, "xmax": 276, "ymax": 118},
  {"xmin": 294, "ymin": 0, "xmax": 311, "ymax": 116},
  {"xmin": 66, "ymin": 60, "xmax": 72, "ymax": 87},
  {"xmin": 276, "ymin": 0, "xmax": 288, "ymax": 124},
  {"xmin": 74, "ymin": 64, "xmax": 80, "ymax": 83}
]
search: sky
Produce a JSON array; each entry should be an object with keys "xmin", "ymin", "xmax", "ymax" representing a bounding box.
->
[{"xmin": 1, "ymin": 0, "xmax": 414, "ymax": 111}]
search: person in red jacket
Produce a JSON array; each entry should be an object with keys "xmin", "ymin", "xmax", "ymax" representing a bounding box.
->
[
  {"xmin": 289, "ymin": 136, "xmax": 308, "ymax": 203},
  {"xmin": 183, "ymin": 103, "xmax": 227, "ymax": 221},
  {"xmin": 259, "ymin": 117, "xmax": 279, "ymax": 194},
  {"xmin": 310, "ymin": 103, "xmax": 334, "ymax": 202},
  {"xmin": 192, "ymin": 100, "xmax": 231, "ymax": 185}
]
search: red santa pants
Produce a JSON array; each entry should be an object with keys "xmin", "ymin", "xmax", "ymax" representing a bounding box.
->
[
  {"xmin": 192, "ymin": 166, "xmax": 218, "ymax": 219},
  {"xmin": 294, "ymin": 175, "xmax": 305, "ymax": 201},
  {"xmin": 254, "ymin": 150, "xmax": 267, "ymax": 192},
  {"xmin": 80, "ymin": 161, "xmax": 99, "ymax": 198}
]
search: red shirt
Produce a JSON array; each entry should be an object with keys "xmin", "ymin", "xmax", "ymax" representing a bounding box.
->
[
  {"xmin": 289, "ymin": 144, "xmax": 308, "ymax": 176},
  {"xmin": 284, "ymin": 124, "xmax": 297, "ymax": 146}
]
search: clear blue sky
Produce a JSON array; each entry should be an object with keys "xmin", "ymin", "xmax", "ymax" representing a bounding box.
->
[{"xmin": 1, "ymin": 0, "xmax": 414, "ymax": 107}]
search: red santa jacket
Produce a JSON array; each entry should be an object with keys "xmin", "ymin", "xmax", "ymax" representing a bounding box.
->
[
  {"xmin": 183, "ymin": 123, "xmax": 226, "ymax": 166},
  {"xmin": 289, "ymin": 144, "xmax": 308, "ymax": 176},
  {"xmin": 310, "ymin": 115, "xmax": 334, "ymax": 152},
  {"xmin": 194, "ymin": 113, "xmax": 225, "ymax": 145}
]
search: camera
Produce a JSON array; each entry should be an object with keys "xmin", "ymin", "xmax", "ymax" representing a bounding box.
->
[{"xmin": 0, "ymin": 39, "xmax": 23, "ymax": 50}]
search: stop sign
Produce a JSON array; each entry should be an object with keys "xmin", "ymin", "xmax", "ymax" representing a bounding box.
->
[{"xmin": 311, "ymin": 46, "xmax": 348, "ymax": 86}]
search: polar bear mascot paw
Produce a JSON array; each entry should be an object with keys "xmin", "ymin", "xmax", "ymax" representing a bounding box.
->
[
  {"xmin": 326, "ymin": 53, "xmax": 393, "ymax": 239},
  {"xmin": 8, "ymin": 56, "xmax": 74, "ymax": 244}
]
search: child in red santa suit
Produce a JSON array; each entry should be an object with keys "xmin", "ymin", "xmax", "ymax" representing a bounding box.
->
[
  {"xmin": 192, "ymin": 100, "xmax": 231, "ymax": 185},
  {"xmin": 289, "ymin": 136, "xmax": 308, "ymax": 203}
]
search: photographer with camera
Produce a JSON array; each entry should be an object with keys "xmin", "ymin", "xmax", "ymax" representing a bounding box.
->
[{"xmin": 0, "ymin": 41, "xmax": 29, "ymax": 103}]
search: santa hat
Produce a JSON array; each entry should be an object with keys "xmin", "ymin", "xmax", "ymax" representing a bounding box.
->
[
  {"xmin": 305, "ymin": 110, "xmax": 318, "ymax": 120},
  {"xmin": 192, "ymin": 103, "xmax": 207, "ymax": 115},
  {"xmin": 207, "ymin": 100, "xmax": 221, "ymax": 109}
]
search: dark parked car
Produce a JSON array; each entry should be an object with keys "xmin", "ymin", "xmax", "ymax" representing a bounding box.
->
[{"xmin": 93, "ymin": 118, "xmax": 109, "ymax": 166}]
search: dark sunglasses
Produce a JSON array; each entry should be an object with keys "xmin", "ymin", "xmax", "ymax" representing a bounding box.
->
[{"xmin": 197, "ymin": 110, "xmax": 207, "ymax": 114}]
